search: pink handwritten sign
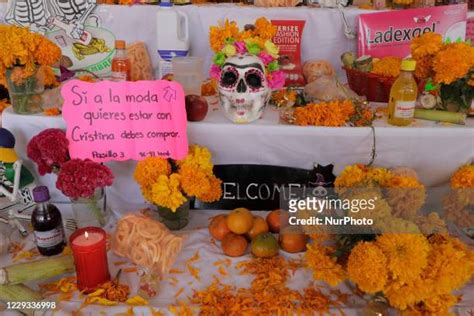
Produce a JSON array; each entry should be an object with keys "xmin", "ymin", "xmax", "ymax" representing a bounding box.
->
[{"xmin": 61, "ymin": 80, "xmax": 188, "ymax": 162}]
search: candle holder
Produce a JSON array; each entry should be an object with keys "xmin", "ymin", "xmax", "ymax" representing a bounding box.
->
[{"xmin": 70, "ymin": 227, "xmax": 110, "ymax": 292}]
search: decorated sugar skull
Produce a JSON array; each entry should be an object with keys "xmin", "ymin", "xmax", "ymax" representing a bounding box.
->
[
  {"xmin": 209, "ymin": 17, "xmax": 286, "ymax": 124},
  {"xmin": 218, "ymin": 55, "xmax": 271, "ymax": 123}
]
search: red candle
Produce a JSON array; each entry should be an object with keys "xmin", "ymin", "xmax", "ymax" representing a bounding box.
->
[{"xmin": 70, "ymin": 227, "xmax": 110, "ymax": 292}]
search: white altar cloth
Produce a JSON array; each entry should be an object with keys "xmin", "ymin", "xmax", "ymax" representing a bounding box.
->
[{"xmin": 2, "ymin": 106, "xmax": 473, "ymax": 208}]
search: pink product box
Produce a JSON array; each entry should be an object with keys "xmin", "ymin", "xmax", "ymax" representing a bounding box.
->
[{"xmin": 358, "ymin": 4, "xmax": 468, "ymax": 58}]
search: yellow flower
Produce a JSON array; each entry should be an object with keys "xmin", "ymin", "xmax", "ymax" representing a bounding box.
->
[
  {"xmin": 222, "ymin": 44, "xmax": 237, "ymax": 57},
  {"xmin": 376, "ymin": 234, "xmax": 429, "ymax": 284},
  {"xmin": 134, "ymin": 157, "xmax": 171, "ymax": 188},
  {"xmin": 371, "ymin": 57, "xmax": 402, "ymax": 78},
  {"xmin": 305, "ymin": 243, "xmax": 345, "ymax": 286},
  {"xmin": 374, "ymin": 216, "xmax": 420, "ymax": 234},
  {"xmin": 335, "ymin": 164, "xmax": 368, "ymax": 189},
  {"xmin": 196, "ymin": 175, "xmax": 222, "ymax": 203},
  {"xmin": 177, "ymin": 145, "xmax": 213, "ymax": 175},
  {"xmin": 432, "ymin": 42, "xmax": 474, "ymax": 85},
  {"xmin": 450, "ymin": 165, "xmax": 474, "ymax": 189},
  {"xmin": 423, "ymin": 234, "xmax": 474, "ymax": 295},
  {"xmin": 264, "ymin": 40, "xmax": 279, "ymax": 58},
  {"xmin": 347, "ymin": 242, "xmax": 387, "ymax": 294},
  {"xmin": 150, "ymin": 174, "xmax": 186, "ymax": 212},
  {"xmin": 179, "ymin": 164, "xmax": 211, "ymax": 197},
  {"xmin": 410, "ymin": 32, "xmax": 443, "ymax": 59}
]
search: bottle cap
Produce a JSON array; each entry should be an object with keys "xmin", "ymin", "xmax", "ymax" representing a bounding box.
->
[
  {"xmin": 115, "ymin": 40, "xmax": 126, "ymax": 49},
  {"xmin": 160, "ymin": 0, "xmax": 173, "ymax": 7},
  {"xmin": 33, "ymin": 186, "xmax": 50, "ymax": 203},
  {"xmin": 401, "ymin": 59, "xmax": 416, "ymax": 71}
]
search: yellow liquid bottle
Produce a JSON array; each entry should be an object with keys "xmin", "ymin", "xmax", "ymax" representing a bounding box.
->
[{"xmin": 387, "ymin": 59, "xmax": 418, "ymax": 126}]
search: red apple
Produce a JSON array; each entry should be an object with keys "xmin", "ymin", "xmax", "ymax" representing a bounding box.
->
[{"xmin": 185, "ymin": 95, "xmax": 208, "ymax": 122}]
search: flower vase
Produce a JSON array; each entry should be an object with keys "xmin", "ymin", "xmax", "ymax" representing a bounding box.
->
[
  {"xmin": 359, "ymin": 297, "xmax": 390, "ymax": 316},
  {"xmin": 155, "ymin": 200, "xmax": 190, "ymax": 230},
  {"xmin": 5, "ymin": 65, "xmax": 44, "ymax": 114},
  {"xmin": 71, "ymin": 189, "xmax": 109, "ymax": 228},
  {"xmin": 439, "ymin": 81, "xmax": 474, "ymax": 114}
]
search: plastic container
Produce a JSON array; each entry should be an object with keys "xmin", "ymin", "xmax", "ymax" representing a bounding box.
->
[
  {"xmin": 172, "ymin": 57, "xmax": 203, "ymax": 95},
  {"xmin": 156, "ymin": 0, "xmax": 189, "ymax": 79}
]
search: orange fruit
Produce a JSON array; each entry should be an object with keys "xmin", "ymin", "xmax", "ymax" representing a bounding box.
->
[
  {"xmin": 221, "ymin": 233, "xmax": 248, "ymax": 257},
  {"xmin": 247, "ymin": 216, "xmax": 269, "ymax": 240},
  {"xmin": 279, "ymin": 227, "xmax": 308, "ymax": 253},
  {"xmin": 251, "ymin": 232, "xmax": 279, "ymax": 258},
  {"xmin": 266, "ymin": 209, "xmax": 289, "ymax": 233},
  {"xmin": 208, "ymin": 214, "xmax": 231, "ymax": 241},
  {"xmin": 227, "ymin": 208, "xmax": 254, "ymax": 235}
]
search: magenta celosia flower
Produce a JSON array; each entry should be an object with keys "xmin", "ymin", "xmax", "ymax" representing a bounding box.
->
[
  {"xmin": 235, "ymin": 41, "xmax": 247, "ymax": 55},
  {"xmin": 209, "ymin": 64, "xmax": 222, "ymax": 80},
  {"xmin": 27, "ymin": 129, "xmax": 69, "ymax": 175},
  {"xmin": 267, "ymin": 70, "xmax": 286, "ymax": 90},
  {"xmin": 56, "ymin": 159, "xmax": 114, "ymax": 199},
  {"xmin": 258, "ymin": 52, "xmax": 273, "ymax": 65}
]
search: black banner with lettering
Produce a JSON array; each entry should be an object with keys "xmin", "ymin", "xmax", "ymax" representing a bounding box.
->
[{"xmin": 195, "ymin": 164, "xmax": 335, "ymax": 210}]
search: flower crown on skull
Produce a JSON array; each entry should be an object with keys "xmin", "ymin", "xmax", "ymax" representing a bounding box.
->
[{"xmin": 209, "ymin": 17, "xmax": 286, "ymax": 90}]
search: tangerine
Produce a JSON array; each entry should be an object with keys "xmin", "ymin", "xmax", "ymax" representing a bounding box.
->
[
  {"xmin": 227, "ymin": 208, "xmax": 254, "ymax": 234},
  {"xmin": 221, "ymin": 233, "xmax": 248, "ymax": 257},
  {"xmin": 208, "ymin": 214, "xmax": 231, "ymax": 241}
]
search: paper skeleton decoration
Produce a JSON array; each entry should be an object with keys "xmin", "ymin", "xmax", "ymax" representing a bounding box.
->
[
  {"xmin": 218, "ymin": 55, "xmax": 272, "ymax": 124},
  {"xmin": 6, "ymin": 0, "xmax": 96, "ymax": 44},
  {"xmin": 0, "ymin": 128, "xmax": 36, "ymax": 236}
]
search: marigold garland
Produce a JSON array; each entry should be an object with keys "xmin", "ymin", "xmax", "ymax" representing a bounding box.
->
[{"xmin": 293, "ymin": 100, "xmax": 374, "ymax": 127}]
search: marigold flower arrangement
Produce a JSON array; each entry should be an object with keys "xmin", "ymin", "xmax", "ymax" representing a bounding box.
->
[
  {"xmin": 134, "ymin": 145, "xmax": 222, "ymax": 212},
  {"xmin": 0, "ymin": 25, "xmax": 61, "ymax": 86},
  {"xmin": 306, "ymin": 232, "xmax": 474, "ymax": 315},
  {"xmin": 334, "ymin": 164, "xmax": 425, "ymax": 221},
  {"xmin": 410, "ymin": 32, "xmax": 474, "ymax": 112},
  {"xmin": 209, "ymin": 17, "xmax": 285, "ymax": 90},
  {"xmin": 293, "ymin": 100, "xmax": 374, "ymax": 127},
  {"xmin": 371, "ymin": 57, "xmax": 402, "ymax": 78}
]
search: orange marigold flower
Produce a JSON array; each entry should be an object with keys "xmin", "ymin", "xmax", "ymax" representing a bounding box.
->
[
  {"xmin": 450, "ymin": 165, "xmax": 474, "ymax": 189},
  {"xmin": 432, "ymin": 42, "xmax": 474, "ymax": 85},
  {"xmin": 134, "ymin": 157, "xmax": 171, "ymax": 188},
  {"xmin": 196, "ymin": 175, "xmax": 222, "ymax": 203},
  {"xmin": 410, "ymin": 32, "xmax": 443, "ymax": 59},
  {"xmin": 254, "ymin": 17, "xmax": 277, "ymax": 40},
  {"xmin": 294, "ymin": 100, "xmax": 355, "ymax": 127},
  {"xmin": 371, "ymin": 57, "xmax": 402, "ymax": 78},
  {"xmin": 347, "ymin": 242, "xmax": 387, "ymax": 294},
  {"xmin": 305, "ymin": 243, "xmax": 345, "ymax": 286},
  {"xmin": 209, "ymin": 20, "xmax": 239, "ymax": 52},
  {"xmin": 376, "ymin": 233, "xmax": 430, "ymax": 284},
  {"xmin": 179, "ymin": 164, "xmax": 211, "ymax": 197},
  {"xmin": 42, "ymin": 66, "xmax": 59, "ymax": 88}
]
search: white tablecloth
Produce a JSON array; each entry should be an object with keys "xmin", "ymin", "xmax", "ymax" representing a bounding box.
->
[
  {"xmin": 2, "ymin": 106, "xmax": 474, "ymax": 208},
  {"xmin": 1, "ymin": 209, "xmax": 473, "ymax": 316}
]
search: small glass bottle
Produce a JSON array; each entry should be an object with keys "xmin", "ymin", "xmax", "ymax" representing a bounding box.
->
[
  {"xmin": 111, "ymin": 40, "xmax": 131, "ymax": 82},
  {"xmin": 31, "ymin": 186, "xmax": 66, "ymax": 256},
  {"xmin": 387, "ymin": 59, "xmax": 418, "ymax": 126}
]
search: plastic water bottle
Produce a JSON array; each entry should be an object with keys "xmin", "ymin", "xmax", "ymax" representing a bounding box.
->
[{"xmin": 156, "ymin": 0, "xmax": 189, "ymax": 79}]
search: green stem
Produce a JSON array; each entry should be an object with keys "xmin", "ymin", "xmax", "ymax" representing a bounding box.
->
[{"xmin": 86, "ymin": 193, "xmax": 105, "ymax": 226}]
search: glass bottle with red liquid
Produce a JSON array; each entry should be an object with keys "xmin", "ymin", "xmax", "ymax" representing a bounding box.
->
[
  {"xmin": 31, "ymin": 186, "xmax": 66, "ymax": 256},
  {"xmin": 111, "ymin": 40, "xmax": 131, "ymax": 82}
]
